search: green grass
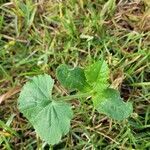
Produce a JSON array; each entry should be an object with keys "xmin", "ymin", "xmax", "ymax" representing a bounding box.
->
[{"xmin": 0, "ymin": 0, "xmax": 150, "ymax": 149}]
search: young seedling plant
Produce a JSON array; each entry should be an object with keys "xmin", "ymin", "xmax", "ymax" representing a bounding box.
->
[{"xmin": 18, "ymin": 60, "xmax": 133, "ymax": 145}]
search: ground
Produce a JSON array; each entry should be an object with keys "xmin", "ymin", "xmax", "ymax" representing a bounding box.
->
[{"xmin": 0, "ymin": 0, "xmax": 150, "ymax": 149}]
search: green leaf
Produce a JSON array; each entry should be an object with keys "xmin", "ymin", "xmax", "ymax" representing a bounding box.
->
[
  {"xmin": 93, "ymin": 88, "xmax": 133, "ymax": 120},
  {"xmin": 18, "ymin": 74, "xmax": 73, "ymax": 145},
  {"xmin": 56, "ymin": 64, "xmax": 90, "ymax": 91},
  {"xmin": 84, "ymin": 60, "xmax": 109, "ymax": 91}
]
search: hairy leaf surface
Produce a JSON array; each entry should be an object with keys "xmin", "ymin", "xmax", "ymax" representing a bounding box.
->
[
  {"xmin": 56, "ymin": 64, "xmax": 90, "ymax": 91},
  {"xmin": 93, "ymin": 88, "xmax": 133, "ymax": 120},
  {"xmin": 18, "ymin": 74, "xmax": 73, "ymax": 145}
]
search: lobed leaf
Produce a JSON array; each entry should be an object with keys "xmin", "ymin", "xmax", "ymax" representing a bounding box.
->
[
  {"xmin": 56, "ymin": 64, "xmax": 90, "ymax": 92},
  {"xmin": 18, "ymin": 74, "xmax": 73, "ymax": 145},
  {"xmin": 93, "ymin": 88, "xmax": 133, "ymax": 120},
  {"xmin": 84, "ymin": 60, "xmax": 109, "ymax": 91}
]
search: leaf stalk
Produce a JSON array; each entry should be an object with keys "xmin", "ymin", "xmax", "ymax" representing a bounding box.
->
[{"xmin": 55, "ymin": 92, "xmax": 92, "ymax": 101}]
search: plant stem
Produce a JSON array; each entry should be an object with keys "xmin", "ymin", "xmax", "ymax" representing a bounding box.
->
[
  {"xmin": 50, "ymin": 145, "xmax": 53, "ymax": 150},
  {"xmin": 55, "ymin": 92, "xmax": 92, "ymax": 101}
]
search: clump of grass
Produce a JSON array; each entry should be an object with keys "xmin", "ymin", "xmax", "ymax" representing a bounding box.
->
[{"xmin": 0, "ymin": 0, "xmax": 150, "ymax": 149}]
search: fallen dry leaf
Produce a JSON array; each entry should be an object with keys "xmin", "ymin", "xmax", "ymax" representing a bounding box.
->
[{"xmin": 0, "ymin": 86, "xmax": 21, "ymax": 104}]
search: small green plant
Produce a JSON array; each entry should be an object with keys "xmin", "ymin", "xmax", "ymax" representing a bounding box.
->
[{"xmin": 18, "ymin": 60, "xmax": 133, "ymax": 145}]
